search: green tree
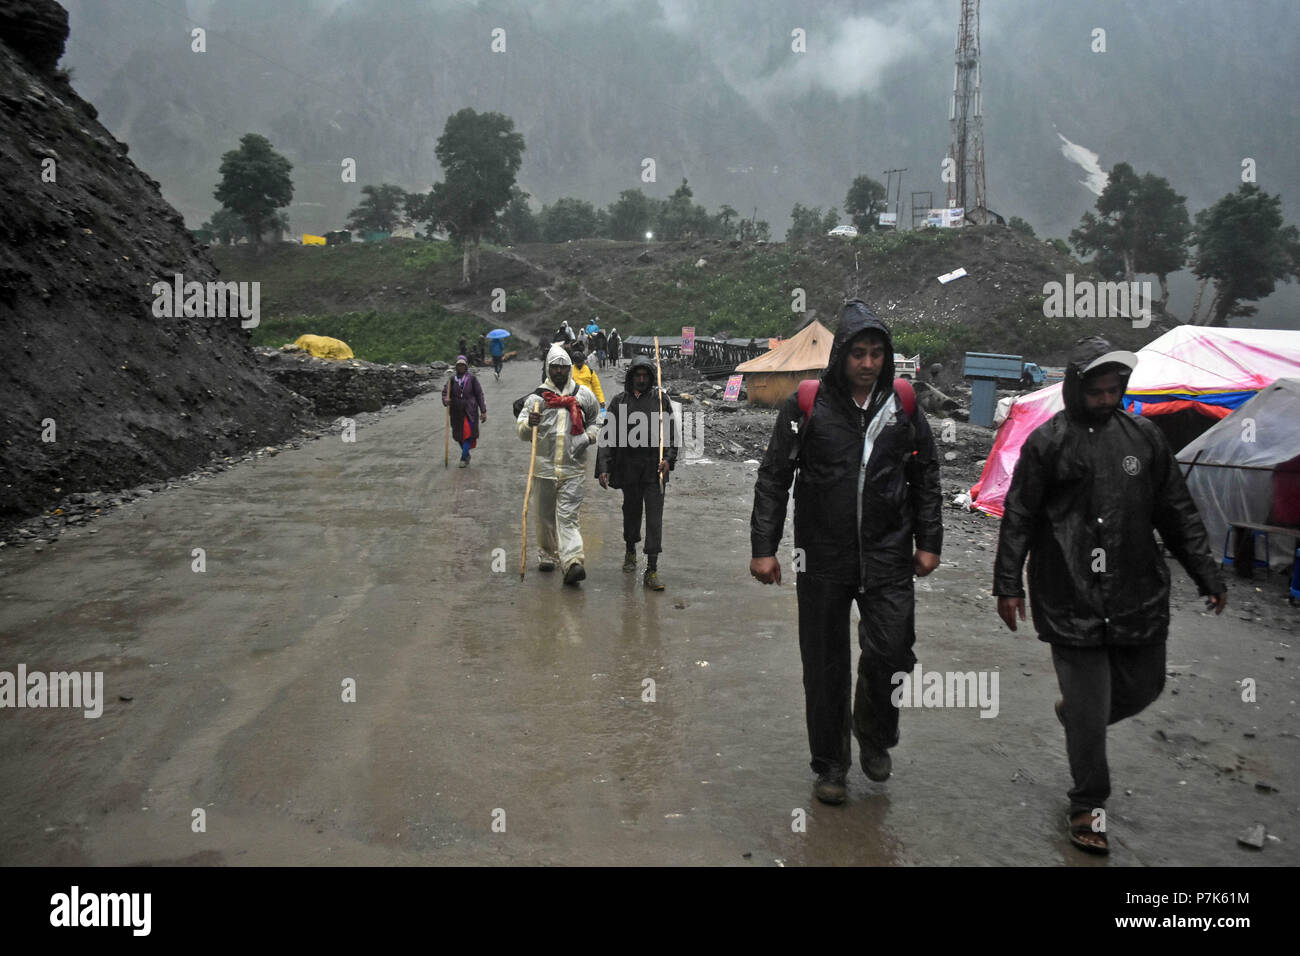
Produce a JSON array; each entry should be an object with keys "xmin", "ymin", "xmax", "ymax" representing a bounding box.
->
[
  {"xmin": 607, "ymin": 188, "xmax": 657, "ymax": 240},
  {"xmin": 424, "ymin": 108, "xmax": 526, "ymax": 285},
  {"xmin": 213, "ymin": 133, "xmax": 294, "ymax": 246},
  {"xmin": 1190, "ymin": 183, "xmax": 1300, "ymax": 326},
  {"xmin": 202, "ymin": 207, "xmax": 249, "ymax": 245},
  {"xmin": 787, "ymin": 202, "xmax": 835, "ymax": 241},
  {"xmin": 1008, "ymin": 216, "xmax": 1036, "ymax": 237},
  {"xmin": 739, "ymin": 217, "xmax": 770, "ymax": 242},
  {"xmin": 346, "ymin": 184, "xmax": 409, "ymax": 233},
  {"xmin": 494, "ymin": 186, "xmax": 539, "ymax": 244},
  {"xmin": 1069, "ymin": 163, "xmax": 1190, "ymax": 305},
  {"xmin": 404, "ymin": 190, "xmax": 437, "ymax": 238},
  {"xmin": 844, "ymin": 175, "xmax": 887, "ymax": 232},
  {"xmin": 656, "ymin": 179, "xmax": 711, "ymax": 240},
  {"xmin": 714, "ymin": 204, "xmax": 739, "ymax": 239},
  {"xmin": 1133, "ymin": 174, "xmax": 1192, "ymax": 309},
  {"xmin": 540, "ymin": 197, "xmax": 599, "ymax": 241}
]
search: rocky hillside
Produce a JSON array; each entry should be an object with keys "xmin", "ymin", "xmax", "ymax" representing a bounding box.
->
[
  {"xmin": 214, "ymin": 225, "xmax": 1168, "ymax": 376},
  {"xmin": 0, "ymin": 0, "xmax": 311, "ymax": 531}
]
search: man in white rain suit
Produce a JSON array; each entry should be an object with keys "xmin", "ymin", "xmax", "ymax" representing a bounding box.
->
[{"xmin": 517, "ymin": 343, "xmax": 602, "ymax": 585}]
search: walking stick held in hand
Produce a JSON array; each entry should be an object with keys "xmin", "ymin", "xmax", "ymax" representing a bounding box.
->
[
  {"xmin": 520, "ymin": 404, "xmax": 540, "ymax": 579},
  {"xmin": 444, "ymin": 380, "xmax": 450, "ymax": 468},
  {"xmin": 655, "ymin": 335, "xmax": 665, "ymax": 492}
]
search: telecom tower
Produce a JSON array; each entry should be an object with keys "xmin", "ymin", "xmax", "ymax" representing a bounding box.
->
[{"xmin": 947, "ymin": 0, "xmax": 990, "ymax": 224}]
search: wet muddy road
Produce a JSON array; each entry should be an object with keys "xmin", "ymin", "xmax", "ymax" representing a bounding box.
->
[{"xmin": 1, "ymin": 359, "xmax": 1296, "ymax": 866}]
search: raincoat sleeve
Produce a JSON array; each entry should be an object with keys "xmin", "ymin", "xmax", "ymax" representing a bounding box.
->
[
  {"xmin": 517, "ymin": 392, "xmax": 543, "ymax": 441},
  {"xmin": 993, "ymin": 429, "xmax": 1049, "ymax": 597},
  {"xmin": 472, "ymin": 375, "xmax": 486, "ymax": 414},
  {"xmin": 906, "ymin": 409, "xmax": 944, "ymax": 555},
  {"xmin": 1147, "ymin": 426, "xmax": 1225, "ymax": 596},
  {"xmin": 750, "ymin": 393, "xmax": 801, "ymax": 559},
  {"xmin": 594, "ymin": 396, "xmax": 619, "ymax": 477},
  {"xmin": 588, "ymin": 369, "xmax": 606, "ymax": 406},
  {"xmin": 579, "ymin": 386, "xmax": 601, "ymax": 445},
  {"xmin": 662, "ymin": 390, "xmax": 679, "ymax": 468}
]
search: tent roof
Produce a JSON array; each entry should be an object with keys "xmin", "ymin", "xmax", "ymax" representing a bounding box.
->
[
  {"xmin": 1177, "ymin": 377, "xmax": 1300, "ymax": 468},
  {"xmin": 735, "ymin": 319, "xmax": 834, "ymax": 373},
  {"xmin": 1126, "ymin": 326, "xmax": 1300, "ymax": 399}
]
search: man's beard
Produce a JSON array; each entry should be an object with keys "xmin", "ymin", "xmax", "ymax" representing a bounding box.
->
[{"xmin": 1084, "ymin": 404, "xmax": 1117, "ymax": 424}]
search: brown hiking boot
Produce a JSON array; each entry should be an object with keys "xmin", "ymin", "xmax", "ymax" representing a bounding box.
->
[
  {"xmin": 643, "ymin": 569, "xmax": 664, "ymax": 591},
  {"xmin": 622, "ymin": 551, "xmax": 637, "ymax": 573}
]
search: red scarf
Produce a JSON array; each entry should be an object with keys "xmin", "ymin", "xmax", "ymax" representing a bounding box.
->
[{"xmin": 544, "ymin": 391, "xmax": 585, "ymax": 435}]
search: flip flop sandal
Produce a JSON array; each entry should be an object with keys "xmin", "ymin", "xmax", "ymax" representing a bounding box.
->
[{"xmin": 1067, "ymin": 813, "xmax": 1109, "ymax": 855}]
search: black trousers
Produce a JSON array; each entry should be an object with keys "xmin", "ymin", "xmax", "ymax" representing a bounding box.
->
[
  {"xmin": 795, "ymin": 573, "xmax": 918, "ymax": 775},
  {"xmin": 1051, "ymin": 642, "xmax": 1166, "ymax": 814},
  {"xmin": 621, "ymin": 479, "xmax": 665, "ymax": 554}
]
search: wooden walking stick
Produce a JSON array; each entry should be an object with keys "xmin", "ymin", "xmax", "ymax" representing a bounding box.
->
[
  {"xmin": 444, "ymin": 380, "xmax": 451, "ymax": 468},
  {"xmin": 520, "ymin": 408, "xmax": 540, "ymax": 579},
  {"xmin": 655, "ymin": 335, "xmax": 665, "ymax": 492}
]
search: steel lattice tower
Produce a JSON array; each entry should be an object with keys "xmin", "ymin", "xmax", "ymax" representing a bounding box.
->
[{"xmin": 947, "ymin": 0, "xmax": 986, "ymax": 220}]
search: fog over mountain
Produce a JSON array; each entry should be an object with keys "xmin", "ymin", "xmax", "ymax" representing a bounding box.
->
[{"xmin": 61, "ymin": 0, "xmax": 1300, "ymax": 325}]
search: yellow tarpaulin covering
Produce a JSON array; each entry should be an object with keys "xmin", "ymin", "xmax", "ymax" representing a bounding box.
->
[
  {"xmin": 294, "ymin": 334, "xmax": 354, "ymax": 359},
  {"xmin": 302, "ymin": 234, "xmax": 327, "ymax": 246}
]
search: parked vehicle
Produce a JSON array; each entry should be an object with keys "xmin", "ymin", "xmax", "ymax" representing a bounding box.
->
[
  {"xmin": 1020, "ymin": 362, "xmax": 1046, "ymax": 387},
  {"xmin": 827, "ymin": 224, "xmax": 859, "ymax": 238},
  {"xmin": 894, "ymin": 353, "xmax": 921, "ymax": 380}
]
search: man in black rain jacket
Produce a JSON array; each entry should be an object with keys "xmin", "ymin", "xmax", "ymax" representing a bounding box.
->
[
  {"xmin": 749, "ymin": 300, "xmax": 943, "ymax": 804},
  {"xmin": 993, "ymin": 335, "xmax": 1227, "ymax": 854},
  {"xmin": 596, "ymin": 355, "xmax": 679, "ymax": 590}
]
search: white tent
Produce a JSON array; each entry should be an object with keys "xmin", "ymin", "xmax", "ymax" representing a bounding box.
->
[{"xmin": 1177, "ymin": 378, "xmax": 1300, "ymax": 570}]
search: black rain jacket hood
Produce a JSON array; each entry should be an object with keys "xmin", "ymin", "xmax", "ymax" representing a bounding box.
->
[
  {"xmin": 623, "ymin": 354, "xmax": 657, "ymax": 392},
  {"xmin": 823, "ymin": 299, "xmax": 896, "ymax": 420},
  {"xmin": 1062, "ymin": 335, "xmax": 1134, "ymax": 423}
]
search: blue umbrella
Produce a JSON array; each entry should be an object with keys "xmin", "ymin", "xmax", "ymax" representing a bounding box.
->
[{"xmin": 486, "ymin": 329, "xmax": 511, "ymax": 339}]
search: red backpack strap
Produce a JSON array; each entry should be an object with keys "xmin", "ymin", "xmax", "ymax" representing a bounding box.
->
[
  {"xmin": 797, "ymin": 378, "xmax": 820, "ymax": 421},
  {"xmin": 893, "ymin": 377, "xmax": 915, "ymax": 419}
]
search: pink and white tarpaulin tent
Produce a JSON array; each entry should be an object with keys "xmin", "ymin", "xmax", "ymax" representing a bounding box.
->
[{"xmin": 969, "ymin": 327, "xmax": 1300, "ymax": 517}]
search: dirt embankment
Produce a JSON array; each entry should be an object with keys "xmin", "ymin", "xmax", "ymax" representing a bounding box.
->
[{"xmin": 0, "ymin": 0, "xmax": 311, "ymax": 533}]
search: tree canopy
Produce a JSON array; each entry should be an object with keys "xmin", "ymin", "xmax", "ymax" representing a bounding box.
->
[
  {"xmin": 540, "ymin": 197, "xmax": 600, "ymax": 242},
  {"xmin": 844, "ymin": 175, "xmax": 887, "ymax": 232},
  {"xmin": 1191, "ymin": 183, "xmax": 1300, "ymax": 325},
  {"xmin": 346, "ymin": 184, "xmax": 409, "ymax": 233},
  {"xmin": 786, "ymin": 203, "xmax": 839, "ymax": 241},
  {"xmin": 213, "ymin": 133, "xmax": 294, "ymax": 246},
  {"xmin": 1069, "ymin": 162, "xmax": 1191, "ymax": 306},
  {"xmin": 422, "ymin": 109, "xmax": 525, "ymax": 283}
]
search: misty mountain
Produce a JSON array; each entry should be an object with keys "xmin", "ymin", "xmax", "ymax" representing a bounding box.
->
[{"xmin": 60, "ymin": 0, "xmax": 1300, "ymax": 324}]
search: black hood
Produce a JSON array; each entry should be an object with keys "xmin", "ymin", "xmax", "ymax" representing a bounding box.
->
[
  {"xmin": 1062, "ymin": 335, "xmax": 1135, "ymax": 423},
  {"xmin": 624, "ymin": 354, "xmax": 657, "ymax": 392},
  {"xmin": 823, "ymin": 299, "xmax": 896, "ymax": 415}
]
